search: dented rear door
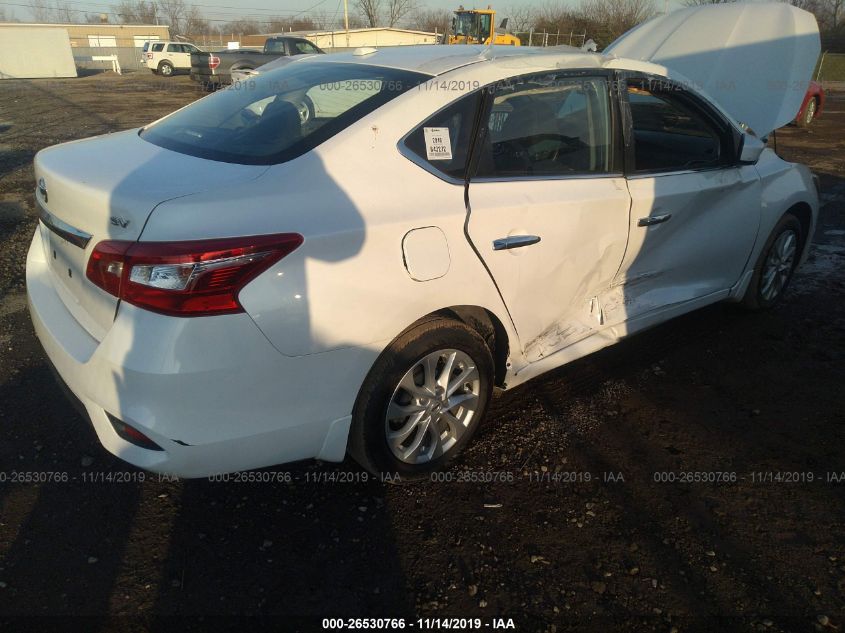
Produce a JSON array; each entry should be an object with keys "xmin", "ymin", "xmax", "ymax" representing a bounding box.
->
[{"xmin": 466, "ymin": 72, "xmax": 630, "ymax": 362}]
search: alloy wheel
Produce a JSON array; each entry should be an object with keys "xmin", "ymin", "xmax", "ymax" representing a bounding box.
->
[
  {"xmin": 760, "ymin": 229, "xmax": 798, "ymax": 301},
  {"xmin": 384, "ymin": 349, "xmax": 481, "ymax": 464}
]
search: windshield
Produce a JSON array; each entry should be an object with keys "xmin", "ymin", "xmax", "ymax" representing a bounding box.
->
[{"xmin": 140, "ymin": 61, "xmax": 429, "ymax": 165}]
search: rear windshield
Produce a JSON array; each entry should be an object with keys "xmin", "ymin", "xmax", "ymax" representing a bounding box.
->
[
  {"xmin": 265, "ymin": 39, "xmax": 286, "ymax": 54},
  {"xmin": 140, "ymin": 61, "xmax": 429, "ymax": 165}
]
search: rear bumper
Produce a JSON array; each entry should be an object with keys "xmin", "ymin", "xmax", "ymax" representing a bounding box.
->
[
  {"xmin": 190, "ymin": 69, "xmax": 220, "ymax": 83},
  {"xmin": 26, "ymin": 228, "xmax": 369, "ymax": 477}
]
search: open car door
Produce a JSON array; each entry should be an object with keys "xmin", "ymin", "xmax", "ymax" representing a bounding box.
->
[{"xmin": 605, "ymin": 3, "xmax": 820, "ymax": 137}]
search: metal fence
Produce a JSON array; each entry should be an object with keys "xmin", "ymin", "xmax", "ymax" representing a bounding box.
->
[
  {"xmin": 512, "ymin": 30, "xmax": 589, "ymax": 48},
  {"xmin": 72, "ymin": 44, "xmax": 223, "ymax": 73},
  {"xmin": 73, "ymin": 45, "xmax": 148, "ymax": 72}
]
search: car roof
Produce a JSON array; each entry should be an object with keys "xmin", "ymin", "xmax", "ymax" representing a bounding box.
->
[{"xmin": 296, "ymin": 45, "xmax": 620, "ymax": 76}]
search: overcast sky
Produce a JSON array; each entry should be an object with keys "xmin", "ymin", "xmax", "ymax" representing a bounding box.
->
[{"xmin": 4, "ymin": 0, "xmax": 686, "ymax": 26}]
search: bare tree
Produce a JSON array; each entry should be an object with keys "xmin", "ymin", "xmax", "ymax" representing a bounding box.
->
[
  {"xmin": 386, "ymin": 0, "xmax": 415, "ymax": 27},
  {"xmin": 681, "ymin": 0, "xmax": 735, "ymax": 5},
  {"xmin": 29, "ymin": 0, "xmax": 76, "ymax": 23},
  {"xmin": 812, "ymin": 0, "xmax": 845, "ymax": 30},
  {"xmin": 116, "ymin": 0, "xmax": 158, "ymax": 25},
  {"xmin": 157, "ymin": 0, "xmax": 189, "ymax": 34},
  {"xmin": 182, "ymin": 4, "xmax": 208, "ymax": 35},
  {"xmin": 267, "ymin": 17, "xmax": 288, "ymax": 32},
  {"xmin": 355, "ymin": 0, "xmax": 382, "ymax": 27},
  {"xmin": 505, "ymin": 5, "xmax": 535, "ymax": 33},
  {"xmin": 412, "ymin": 7, "xmax": 452, "ymax": 34},
  {"xmin": 218, "ymin": 18, "xmax": 262, "ymax": 38},
  {"xmin": 310, "ymin": 9, "xmax": 337, "ymax": 30},
  {"xmin": 348, "ymin": 13, "xmax": 367, "ymax": 28},
  {"xmin": 577, "ymin": 0, "xmax": 655, "ymax": 42}
]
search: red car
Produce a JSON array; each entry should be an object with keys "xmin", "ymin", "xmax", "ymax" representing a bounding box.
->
[{"xmin": 796, "ymin": 80, "xmax": 825, "ymax": 127}]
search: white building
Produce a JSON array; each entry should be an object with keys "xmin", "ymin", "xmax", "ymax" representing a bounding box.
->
[{"xmin": 245, "ymin": 27, "xmax": 438, "ymax": 51}]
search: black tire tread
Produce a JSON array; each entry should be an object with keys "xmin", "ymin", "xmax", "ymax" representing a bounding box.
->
[
  {"xmin": 348, "ymin": 317, "xmax": 493, "ymax": 481},
  {"xmin": 741, "ymin": 213, "xmax": 803, "ymax": 311}
]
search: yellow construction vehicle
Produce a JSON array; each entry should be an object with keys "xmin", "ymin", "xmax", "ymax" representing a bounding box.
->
[{"xmin": 448, "ymin": 6, "xmax": 521, "ymax": 46}]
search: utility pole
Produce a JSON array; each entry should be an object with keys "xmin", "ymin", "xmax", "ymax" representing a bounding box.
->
[{"xmin": 343, "ymin": 0, "xmax": 350, "ymax": 48}]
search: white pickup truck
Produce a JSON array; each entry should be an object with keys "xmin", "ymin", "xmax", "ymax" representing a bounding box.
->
[{"xmin": 141, "ymin": 41, "xmax": 202, "ymax": 76}]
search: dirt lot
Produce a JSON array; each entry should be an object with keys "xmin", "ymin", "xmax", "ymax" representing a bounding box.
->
[{"xmin": 1, "ymin": 72, "xmax": 844, "ymax": 632}]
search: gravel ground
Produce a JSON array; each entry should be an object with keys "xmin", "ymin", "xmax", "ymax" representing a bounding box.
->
[{"xmin": 1, "ymin": 72, "xmax": 844, "ymax": 632}]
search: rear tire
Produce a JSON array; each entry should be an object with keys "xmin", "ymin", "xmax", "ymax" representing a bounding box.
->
[
  {"xmin": 158, "ymin": 61, "xmax": 173, "ymax": 77},
  {"xmin": 348, "ymin": 317, "xmax": 494, "ymax": 481},
  {"xmin": 741, "ymin": 213, "xmax": 803, "ymax": 311}
]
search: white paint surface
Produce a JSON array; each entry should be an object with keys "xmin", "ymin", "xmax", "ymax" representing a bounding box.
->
[{"xmin": 0, "ymin": 28, "xmax": 77, "ymax": 79}]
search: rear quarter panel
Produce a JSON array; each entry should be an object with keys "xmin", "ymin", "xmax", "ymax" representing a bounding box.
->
[{"xmin": 137, "ymin": 75, "xmax": 518, "ymax": 361}]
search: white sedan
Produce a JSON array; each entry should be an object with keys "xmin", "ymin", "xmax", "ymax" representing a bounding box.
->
[{"xmin": 27, "ymin": 4, "xmax": 820, "ymax": 479}]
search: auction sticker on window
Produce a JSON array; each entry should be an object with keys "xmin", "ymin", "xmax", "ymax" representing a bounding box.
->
[{"xmin": 424, "ymin": 127, "xmax": 452, "ymax": 160}]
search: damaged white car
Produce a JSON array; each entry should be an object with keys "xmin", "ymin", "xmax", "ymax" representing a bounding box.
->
[{"xmin": 27, "ymin": 3, "xmax": 820, "ymax": 478}]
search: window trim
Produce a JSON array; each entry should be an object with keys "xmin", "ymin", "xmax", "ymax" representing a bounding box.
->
[
  {"xmin": 397, "ymin": 88, "xmax": 486, "ymax": 185},
  {"xmin": 398, "ymin": 69, "xmax": 625, "ymax": 185},
  {"xmin": 469, "ymin": 68, "xmax": 623, "ymax": 183},
  {"xmin": 620, "ymin": 73, "xmax": 742, "ymax": 178}
]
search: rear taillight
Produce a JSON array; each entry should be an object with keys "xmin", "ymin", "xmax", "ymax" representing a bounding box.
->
[
  {"xmin": 208, "ymin": 55, "xmax": 220, "ymax": 69},
  {"xmin": 107, "ymin": 413, "xmax": 163, "ymax": 451},
  {"xmin": 86, "ymin": 234, "xmax": 303, "ymax": 317}
]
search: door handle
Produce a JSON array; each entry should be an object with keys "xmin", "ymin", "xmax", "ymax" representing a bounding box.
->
[
  {"xmin": 637, "ymin": 213, "xmax": 672, "ymax": 227},
  {"xmin": 493, "ymin": 235, "xmax": 541, "ymax": 251}
]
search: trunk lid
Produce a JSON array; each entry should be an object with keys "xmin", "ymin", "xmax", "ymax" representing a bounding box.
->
[
  {"xmin": 34, "ymin": 129, "xmax": 267, "ymax": 340},
  {"xmin": 605, "ymin": 3, "xmax": 820, "ymax": 137}
]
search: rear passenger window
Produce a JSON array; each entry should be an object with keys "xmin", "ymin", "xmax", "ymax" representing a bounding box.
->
[
  {"xmin": 627, "ymin": 85, "xmax": 726, "ymax": 172},
  {"xmin": 476, "ymin": 75, "xmax": 612, "ymax": 178},
  {"xmin": 294, "ymin": 41, "xmax": 319, "ymax": 54},
  {"xmin": 404, "ymin": 92, "xmax": 482, "ymax": 180},
  {"xmin": 167, "ymin": 44, "xmax": 180, "ymax": 52}
]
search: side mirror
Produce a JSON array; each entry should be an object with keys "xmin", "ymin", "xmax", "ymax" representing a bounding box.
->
[{"xmin": 739, "ymin": 133, "xmax": 765, "ymax": 164}]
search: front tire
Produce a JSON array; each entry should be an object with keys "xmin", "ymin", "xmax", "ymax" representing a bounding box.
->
[
  {"xmin": 348, "ymin": 317, "xmax": 494, "ymax": 481},
  {"xmin": 741, "ymin": 213, "xmax": 803, "ymax": 310}
]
